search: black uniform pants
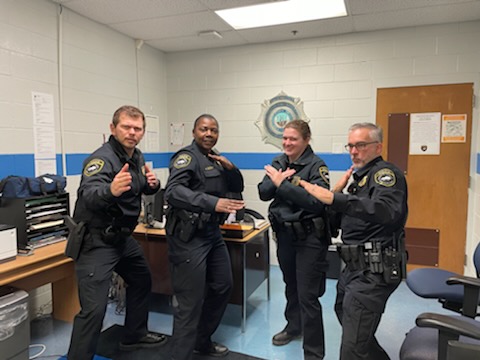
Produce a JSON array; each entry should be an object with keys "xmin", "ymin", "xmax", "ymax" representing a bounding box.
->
[
  {"xmin": 168, "ymin": 224, "xmax": 233, "ymax": 360},
  {"xmin": 334, "ymin": 266, "xmax": 400, "ymax": 360},
  {"xmin": 68, "ymin": 233, "xmax": 152, "ymax": 360},
  {"xmin": 276, "ymin": 230, "xmax": 328, "ymax": 360}
]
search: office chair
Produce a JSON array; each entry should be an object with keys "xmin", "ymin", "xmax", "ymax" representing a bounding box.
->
[
  {"xmin": 400, "ymin": 312, "xmax": 480, "ymax": 360},
  {"xmin": 447, "ymin": 339, "xmax": 480, "ymax": 360},
  {"xmin": 405, "ymin": 241, "xmax": 480, "ymax": 318},
  {"xmin": 243, "ymin": 208, "xmax": 265, "ymax": 220}
]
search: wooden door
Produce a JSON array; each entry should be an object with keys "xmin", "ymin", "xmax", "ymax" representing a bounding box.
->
[{"xmin": 376, "ymin": 84, "xmax": 473, "ymax": 273}]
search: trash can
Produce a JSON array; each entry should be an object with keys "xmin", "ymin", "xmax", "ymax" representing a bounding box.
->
[{"xmin": 0, "ymin": 287, "xmax": 29, "ymax": 360}]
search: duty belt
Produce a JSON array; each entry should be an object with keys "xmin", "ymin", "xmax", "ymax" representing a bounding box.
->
[
  {"xmin": 284, "ymin": 217, "xmax": 325, "ymax": 241},
  {"xmin": 175, "ymin": 208, "xmax": 224, "ymax": 226},
  {"xmin": 337, "ymin": 241, "xmax": 384, "ymax": 273},
  {"xmin": 89, "ymin": 226, "xmax": 132, "ymax": 245},
  {"xmin": 337, "ymin": 240, "xmax": 404, "ymax": 284}
]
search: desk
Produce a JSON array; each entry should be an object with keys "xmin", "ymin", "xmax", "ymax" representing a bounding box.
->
[
  {"xmin": 0, "ymin": 241, "xmax": 79, "ymax": 322},
  {"xmin": 133, "ymin": 223, "xmax": 270, "ymax": 332}
]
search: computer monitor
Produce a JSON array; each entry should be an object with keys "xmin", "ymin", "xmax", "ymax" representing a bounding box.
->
[{"xmin": 142, "ymin": 189, "xmax": 165, "ymax": 227}]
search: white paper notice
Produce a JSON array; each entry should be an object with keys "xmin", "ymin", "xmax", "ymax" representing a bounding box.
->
[
  {"xmin": 32, "ymin": 92, "xmax": 55, "ymax": 126},
  {"xmin": 146, "ymin": 131, "xmax": 159, "ymax": 152},
  {"xmin": 35, "ymin": 159, "xmax": 57, "ymax": 175},
  {"xmin": 409, "ymin": 112, "xmax": 441, "ymax": 155},
  {"xmin": 33, "ymin": 126, "xmax": 56, "ymax": 158},
  {"xmin": 32, "ymin": 92, "xmax": 56, "ymax": 175},
  {"xmin": 441, "ymin": 114, "xmax": 467, "ymax": 143},
  {"xmin": 170, "ymin": 123, "xmax": 184, "ymax": 146},
  {"xmin": 141, "ymin": 114, "xmax": 159, "ymax": 152}
]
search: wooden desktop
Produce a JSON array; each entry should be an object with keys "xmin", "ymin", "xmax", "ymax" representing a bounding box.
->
[{"xmin": 0, "ymin": 240, "xmax": 79, "ymax": 322}]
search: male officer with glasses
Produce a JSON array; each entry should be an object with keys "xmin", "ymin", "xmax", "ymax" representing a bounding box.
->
[{"xmin": 299, "ymin": 122, "xmax": 408, "ymax": 360}]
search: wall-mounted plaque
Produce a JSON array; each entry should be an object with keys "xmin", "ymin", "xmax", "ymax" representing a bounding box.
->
[{"xmin": 255, "ymin": 91, "xmax": 309, "ymax": 149}]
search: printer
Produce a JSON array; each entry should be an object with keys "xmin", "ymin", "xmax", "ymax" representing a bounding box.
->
[{"xmin": 0, "ymin": 225, "xmax": 17, "ymax": 263}]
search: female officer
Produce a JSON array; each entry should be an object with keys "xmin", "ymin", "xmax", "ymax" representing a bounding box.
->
[
  {"xmin": 165, "ymin": 114, "xmax": 244, "ymax": 360},
  {"xmin": 258, "ymin": 120, "xmax": 330, "ymax": 360}
]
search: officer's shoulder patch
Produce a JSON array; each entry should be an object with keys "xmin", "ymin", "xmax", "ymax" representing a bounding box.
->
[
  {"xmin": 84, "ymin": 159, "xmax": 104, "ymax": 177},
  {"xmin": 173, "ymin": 153, "xmax": 192, "ymax": 169},
  {"xmin": 319, "ymin": 166, "xmax": 330, "ymax": 185},
  {"xmin": 374, "ymin": 168, "xmax": 396, "ymax": 187}
]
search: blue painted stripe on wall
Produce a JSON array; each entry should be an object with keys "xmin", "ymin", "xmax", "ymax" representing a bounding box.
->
[
  {"xmin": 0, "ymin": 152, "xmax": 353, "ymax": 178},
  {"xmin": 478, "ymin": 153, "xmax": 480, "ymax": 174},
  {"xmin": 0, "ymin": 154, "xmax": 64, "ymax": 179},
  {"xmin": 0, "ymin": 154, "xmax": 35, "ymax": 178},
  {"xmin": 56, "ymin": 154, "xmax": 64, "ymax": 175},
  {"xmin": 225, "ymin": 152, "xmax": 352, "ymax": 171},
  {"xmin": 66, "ymin": 154, "xmax": 89, "ymax": 175},
  {"xmin": 144, "ymin": 152, "xmax": 172, "ymax": 169}
]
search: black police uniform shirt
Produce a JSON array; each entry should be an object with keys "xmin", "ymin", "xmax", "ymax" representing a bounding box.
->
[
  {"xmin": 258, "ymin": 145, "xmax": 330, "ymax": 223},
  {"xmin": 73, "ymin": 135, "xmax": 158, "ymax": 232},
  {"xmin": 165, "ymin": 141, "xmax": 244, "ymax": 215},
  {"xmin": 330, "ymin": 156, "xmax": 408, "ymax": 246}
]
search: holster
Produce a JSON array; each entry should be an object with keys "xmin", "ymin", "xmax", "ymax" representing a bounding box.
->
[
  {"xmin": 292, "ymin": 222, "xmax": 307, "ymax": 241},
  {"xmin": 285, "ymin": 217, "xmax": 325, "ymax": 242},
  {"xmin": 102, "ymin": 226, "xmax": 131, "ymax": 246},
  {"xmin": 337, "ymin": 244, "xmax": 367, "ymax": 271},
  {"xmin": 311, "ymin": 217, "xmax": 325, "ymax": 240},
  {"xmin": 382, "ymin": 232, "xmax": 407, "ymax": 283},
  {"xmin": 268, "ymin": 214, "xmax": 280, "ymax": 233},
  {"xmin": 64, "ymin": 216, "xmax": 86, "ymax": 261},
  {"xmin": 167, "ymin": 208, "xmax": 199, "ymax": 243},
  {"xmin": 382, "ymin": 247, "xmax": 402, "ymax": 284}
]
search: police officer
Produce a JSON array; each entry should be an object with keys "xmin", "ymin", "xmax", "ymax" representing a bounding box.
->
[
  {"xmin": 258, "ymin": 120, "xmax": 331, "ymax": 360},
  {"xmin": 67, "ymin": 105, "xmax": 166, "ymax": 360},
  {"xmin": 165, "ymin": 114, "xmax": 245, "ymax": 360},
  {"xmin": 300, "ymin": 122, "xmax": 408, "ymax": 360}
]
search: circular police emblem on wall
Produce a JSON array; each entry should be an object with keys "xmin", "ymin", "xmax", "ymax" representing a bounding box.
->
[{"xmin": 255, "ymin": 91, "xmax": 309, "ymax": 149}]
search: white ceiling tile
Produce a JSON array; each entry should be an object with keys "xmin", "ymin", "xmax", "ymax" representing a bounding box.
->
[{"xmin": 50, "ymin": 0, "xmax": 480, "ymax": 52}]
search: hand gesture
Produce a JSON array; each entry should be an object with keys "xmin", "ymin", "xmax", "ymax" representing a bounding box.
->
[
  {"xmin": 264, "ymin": 165, "xmax": 296, "ymax": 187},
  {"xmin": 145, "ymin": 164, "xmax": 159, "ymax": 189},
  {"xmin": 215, "ymin": 198, "xmax": 245, "ymax": 214},
  {"xmin": 111, "ymin": 163, "xmax": 132, "ymax": 197},
  {"xmin": 299, "ymin": 180, "xmax": 334, "ymax": 205},
  {"xmin": 209, "ymin": 153, "xmax": 234, "ymax": 170},
  {"xmin": 332, "ymin": 166, "xmax": 354, "ymax": 193}
]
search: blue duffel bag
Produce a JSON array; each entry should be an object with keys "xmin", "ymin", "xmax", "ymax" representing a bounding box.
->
[{"xmin": 0, "ymin": 174, "xmax": 67, "ymax": 198}]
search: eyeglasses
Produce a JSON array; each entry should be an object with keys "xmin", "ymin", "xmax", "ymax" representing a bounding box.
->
[{"xmin": 344, "ymin": 141, "xmax": 378, "ymax": 151}]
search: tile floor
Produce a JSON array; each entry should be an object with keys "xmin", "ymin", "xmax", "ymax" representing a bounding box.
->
[{"xmin": 29, "ymin": 265, "xmax": 451, "ymax": 360}]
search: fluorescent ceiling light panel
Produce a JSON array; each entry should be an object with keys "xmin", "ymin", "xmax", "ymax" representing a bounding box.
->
[{"xmin": 216, "ymin": 0, "xmax": 347, "ymax": 30}]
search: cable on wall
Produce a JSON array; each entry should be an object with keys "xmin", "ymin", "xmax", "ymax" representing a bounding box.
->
[
  {"xmin": 57, "ymin": 4, "xmax": 67, "ymax": 177},
  {"xmin": 134, "ymin": 39, "xmax": 144, "ymax": 108}
]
